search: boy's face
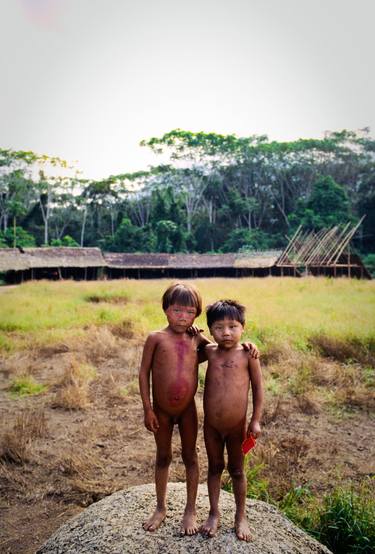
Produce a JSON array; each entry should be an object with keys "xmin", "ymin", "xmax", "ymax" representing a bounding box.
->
[
  {"xmin": 165, "ymin": 303, "xmax": 197, "ymax": 333},
  {"xmin": 209, "ymin": 317, "xmax": 244, "ymax": 349}
]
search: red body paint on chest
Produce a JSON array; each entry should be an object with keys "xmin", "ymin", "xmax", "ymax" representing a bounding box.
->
[{"xmin": 167, "ymin": 339, "xmax": 190, "ymax": 405}]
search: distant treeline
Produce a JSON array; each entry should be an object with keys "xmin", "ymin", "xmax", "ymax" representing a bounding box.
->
[{"xmin": 0, "ymin": 129, "xmax": 374, "ymax": 263}]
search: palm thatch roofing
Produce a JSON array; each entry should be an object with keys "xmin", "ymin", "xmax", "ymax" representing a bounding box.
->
[
  {"xmin": 103, "ymin": 251, "xmax": 282, "ymax": 269},
  {"xmin": 21, "ymin": 247, "xmax": 106, "ymax": 268},
  {"xmin": 0, "ymin": 248, "xmax": 30, "ymax": 272},
  {"xmin": 234, "ymin": 251, "xmax": 282, "ymax": 269}
]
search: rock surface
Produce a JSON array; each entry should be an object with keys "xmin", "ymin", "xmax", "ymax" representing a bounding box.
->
[{"xmin": 37, "ymin": 483, "xmax": 332, "ymax": 554}]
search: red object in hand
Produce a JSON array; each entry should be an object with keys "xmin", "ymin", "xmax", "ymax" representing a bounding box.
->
[{"xmin": 242, "ymin": 435, "xmax": 256, "ymax": 454}]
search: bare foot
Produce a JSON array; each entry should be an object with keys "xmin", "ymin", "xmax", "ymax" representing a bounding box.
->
[
  {"xmin": 180, "ymin": 509, "xmax": 198, "ymax": 536},
  {"xmin": 200, "ymin": 513, "xmax": 220, "ymax": 538},
  {"xmin": 143, "ymin": 507, "xmax": 166, "ymax": 532},
  {"xmin": 235, "ymin": 515, "xmax": 252, "ymax": 541}
]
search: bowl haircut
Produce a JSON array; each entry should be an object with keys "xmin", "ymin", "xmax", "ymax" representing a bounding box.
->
[
  {"xmin": 162, "ymin": 282, "xmax": 202, "ymax": 317},
  {"xmin": 206, "ymin": 299, "xmax": 246, "ymax": 328}
]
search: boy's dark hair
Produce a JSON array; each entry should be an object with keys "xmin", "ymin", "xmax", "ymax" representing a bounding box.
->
[
  {"xmin": 162, "ymin": 282, "xmax": 202, "ymax": 316},
  {"xmin": 206, "ymin": 299, "xmax": 245, "ymax": 328}
]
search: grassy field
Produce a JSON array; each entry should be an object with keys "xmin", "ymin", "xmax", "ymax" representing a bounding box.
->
[
  {"xmin": 0, "ymin": 277, "xmax": 374, "ymax": 553},
  {"xmin": 1, "ymin": 277, "xmax": 375, "ymax": 351}
]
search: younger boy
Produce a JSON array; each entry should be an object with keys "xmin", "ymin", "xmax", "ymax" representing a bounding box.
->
[
  {"xmin": 200, "ymin": 300, "xmax": 264, "ymax": 542},
  {"xmin": 139, "ymin": 284, "xmax": 258, "ymax": 536}
]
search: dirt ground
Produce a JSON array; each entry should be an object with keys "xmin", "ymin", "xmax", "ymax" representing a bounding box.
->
[{"xmin": 0, "ymin": 338, "xmax": 374, "ymax": 554}]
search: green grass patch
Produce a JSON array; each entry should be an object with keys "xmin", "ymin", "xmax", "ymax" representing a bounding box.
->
[
  {"xmin": 9, "ymin": 376, "xmax": 47, "ymax": 397},
  {"xmin": 279, "ymin": 480, "xmax": 375, "ymax": 554},
  {"xmin": 314, "ymin": 481, "xmax": 375, "ymax": 553},
  {"xmin": 0, "ymin": 278, "xmax": 374, "ymax": 354}
]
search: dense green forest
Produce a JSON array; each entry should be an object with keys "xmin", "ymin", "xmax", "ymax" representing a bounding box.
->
[{"xmin": 1, "ymin": 129, "xmax": 374, "ymax": 266}]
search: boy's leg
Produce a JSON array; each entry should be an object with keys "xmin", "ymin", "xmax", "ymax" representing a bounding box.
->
[
  {"xmin": 200, "ymin": 421, "xmax": 225, "ymax": 537},
  {"xmin": 178, "ymin": 401, "xmax": 199, "ymax": 535},
  {"xmin": 226, "ymin": 423, "xmax": 252, "ymax": 541},
  {"xmin": 143, "ymin": 410, "xmax": 173, "ymax": 532}
]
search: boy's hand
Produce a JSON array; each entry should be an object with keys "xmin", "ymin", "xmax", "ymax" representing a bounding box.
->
[
  {"xmin": 187, "ymin": 325, "xmax": 204, "ymax": 336},
  {"xmin": 144, "ymin": 407, "xmax": 159, "ymax": 433},
  {"xmin": 242, "ymin": 342, "xmax": 260, "ymax": 359},
  {"xmin": 247, "ymin": 419, "xmax": 261, "ymax": 439}
]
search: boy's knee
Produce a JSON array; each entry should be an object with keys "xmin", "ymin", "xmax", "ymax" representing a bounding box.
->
[
  {"xmin": 181, "ymin": 449, "xmax": 198, "ymax": 468},
  {"xmin": 208, "ymin": 460, "xmax": 225, "ymax": 476},
  {"xmin": 156, "ymin": 452, "xmax": 172, "ymax": 468},
  {"xmin": 228, "ymin": 465, "xmax": 244, "ymax": 480}
]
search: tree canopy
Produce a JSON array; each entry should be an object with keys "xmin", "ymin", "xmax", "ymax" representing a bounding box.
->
[{"xmin": 0, "ymin": 129, "xmax": 374, "ymax": 258}]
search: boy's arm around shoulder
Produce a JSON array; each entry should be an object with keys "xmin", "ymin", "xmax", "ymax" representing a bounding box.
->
[
  {"xmin": 139, "ymin": 332, "xmax": 159, "ymax": 433},
  {"xmin": 247, "ymin": 356, "xmax": 264, "ymax": 439},
  {"xmin": 197, "ymin": 332, "xmax": 213, "ymax": 363}
]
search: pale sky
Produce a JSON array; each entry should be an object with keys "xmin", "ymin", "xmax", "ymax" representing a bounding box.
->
[{"xmin": 1, "ymin": 0, "xmax": 374, "ymax": 179}]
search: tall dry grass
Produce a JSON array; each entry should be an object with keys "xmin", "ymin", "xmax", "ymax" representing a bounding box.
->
[
  {"xmin": 52, "ymin": 357, "xmax": 96, "ymax": 410},
  {"xmin": 0, "ymin": 409, "xmax": 47, "ymax": 464}
]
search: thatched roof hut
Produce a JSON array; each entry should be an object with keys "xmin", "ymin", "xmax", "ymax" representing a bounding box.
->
[
  {"xmin": 103, "ymin": 251, "xmax": 287, "ymax": 278},
  {"xmin": 21, "ymin": 247, "xmax": 106, "ymax": 268},
  {"xmin": 0, "ymin": 248, "xmax": 29, "ymax": 272},
  {"xmin": 235, "ymin": 251, "xmax": 282, "ymax": 269},
  {"xmin": 103, "ymin": 253, "xmax": 170, "ymax": 269},
  {"xmin": 103, "ymin": 251, "xmax": 281, "ymax": 270},
  {"xmin": 0, "ymin": 247, "xmax": 108, "ymax": 283}
]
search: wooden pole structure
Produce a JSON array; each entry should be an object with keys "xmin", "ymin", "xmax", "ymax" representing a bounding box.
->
[
  {"xmin": 331, "ymin": 217, "xmax": 365, "ymax": 266},
  {"xmin": 276, "ymin": 225, "xmax": 302, "ymax": 266}
]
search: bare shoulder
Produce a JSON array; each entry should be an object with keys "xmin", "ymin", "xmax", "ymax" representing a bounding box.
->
[
  {"xmin": 144, "ymin": 330, "xmax": 165, "ymax": 347},
  {"xmin": 147, "ymin": 330, "xmax": 160, "ymax": 340},
  {"xmin": 236, "ymin": 345, "xmax": 251, "ymax": 362}
]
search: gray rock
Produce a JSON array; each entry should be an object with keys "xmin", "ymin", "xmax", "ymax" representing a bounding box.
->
[{"xmin": 37, "ymin": 483, "xmax": 332, "ymax": 554}]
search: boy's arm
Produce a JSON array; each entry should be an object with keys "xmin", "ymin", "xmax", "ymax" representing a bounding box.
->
[
  {"xmin": 247, "ymin": 357, "xmax": 264, "ymax": 438},
  {"xmin": 139, "ymin": 333, "xmax": 159, "ymax": 433},
  {"xmin": 197, "ymin": 332, "xmax": 212, "ymax": 363}
]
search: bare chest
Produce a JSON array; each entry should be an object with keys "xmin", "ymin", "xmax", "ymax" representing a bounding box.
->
[
  {"xmin": 206, "ymin": 350, "xmax": 249, "ymax": 387},
  {"xmin": 153, "ymin": 336, "xmax": 198, "ymax": 370}
]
